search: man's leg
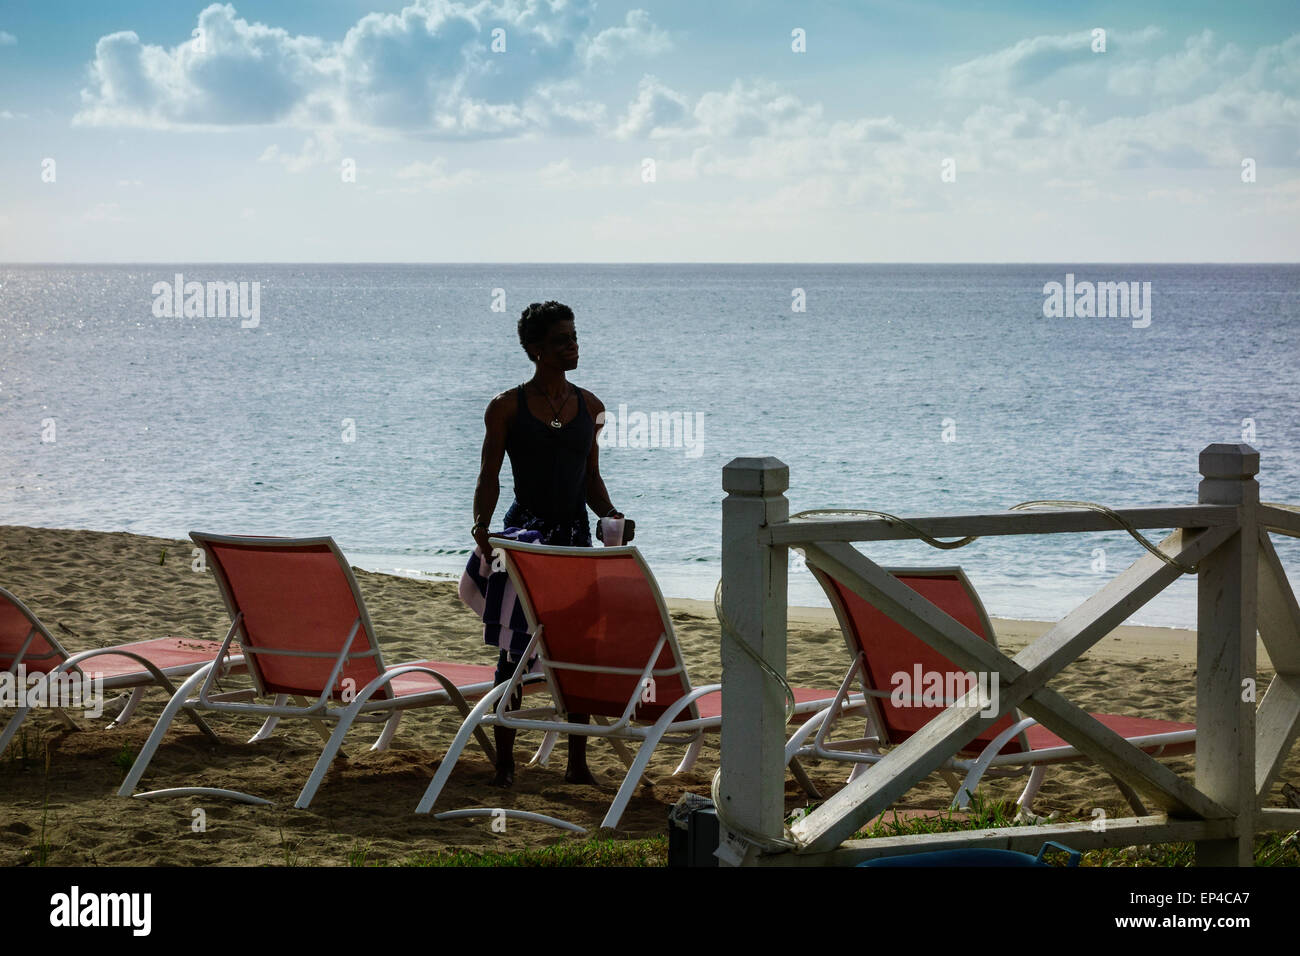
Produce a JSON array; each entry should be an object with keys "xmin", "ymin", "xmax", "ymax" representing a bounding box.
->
[
  {"xmin": 492, "ymin": 650, "xmax": 519, "ymax": 788},
  {"xmin": 561, "ymin": 521, "xmax": 598, "ymax": 784},
  {"xmin": 565, "ymin": 713, "xmax": 596, "ymax": 785}
]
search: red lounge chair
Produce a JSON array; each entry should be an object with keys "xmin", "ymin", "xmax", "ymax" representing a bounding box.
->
[
  {"xmin": 417, "ymin": 540, "xmax": 851, "ymax": 829},
  {"xmin": 117, "ymin": 533, "xmax": 519, "ymax": 807},
  {"xmin": 785, "ymin": 565, "xmax": 1195, "ymax": 813},
  {"xmin": 1, "ymin": 585, "xmax": 242, "ymax": 754}
]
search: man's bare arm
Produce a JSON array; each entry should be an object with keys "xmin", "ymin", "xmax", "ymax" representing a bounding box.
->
[
  {"xmin": 582, "ymin": 389, "xmax": 634, "ymax": 542},
  {"xmin": 472, "ymin": 392, "xmax": 512, "ymax": 554}
]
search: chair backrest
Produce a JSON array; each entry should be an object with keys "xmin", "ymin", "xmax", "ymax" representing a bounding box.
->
[
  {"xmin": 191, "ymin": 533, "xmax": 389, "ymax": 701},
  {"xmin": 810, "ymin": 564, "xmax": 1027, "ymax": 754},
  {"xmin": 495, "ymin": 541, "xmax": 694, "ymax": 723},
  {"xmin": 0, "ymin": 587, "xmax": 69, "ymax": 675}
]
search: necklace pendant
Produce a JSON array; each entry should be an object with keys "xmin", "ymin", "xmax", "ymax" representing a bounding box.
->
[{"xmin": 550, "ymin": 417, "xmax": 562, "ymax": 429}]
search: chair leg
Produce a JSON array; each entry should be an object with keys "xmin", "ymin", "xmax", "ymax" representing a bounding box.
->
[
  {"xmin": 529, "ymin": 730, "xmax": 559, "ymax": 766},
  {"xmin": 296, "ymin": 697, "xmax": 378, "ymax": 808},
  {"xmin": 371, "ymin": 711, "xmax": 401, "ymax": 752},
  {"xmin": 783, "ymin": 705, "xmax": 832, "ymax": 766},
  {"xmin": 294, "ymin": 696, "xmax": 333, "ymax": 743},
  {"xmin": 415, "ymin": 684, "xmax": 508, "ymax": 814},
  {"xmin": 118, "ymin": 668, "xmax": 212, "ymax": 796},
  {"xmin": 0, "ymin": 707, "xmax": 29, "ymax": 754},
  {"xmin": 248, "ymin": 695, "xmax": 288, "ymax": 743},
  {"xmin": 673, "ymin": 737, "xmax": 703, "ymax": 775},
  {"xmin": 1015, "ymin": 765, "xmax": 1049, "ymax": 813},
  {"xmin": 593, "ymin": 715, "xmax": 636, "ymax": 769},
  {"xmin": 954, "ymin": 717, "xmax": 1039, "ymax": 809},
  {"xmin": 107, "ymin": 687, "xmax": 147, "ymax": 729},
  {"xmin": 600, "ymin": 725, "xmax": 669, "ymax": 830},
  {"xmin": 1106, "ymin": 772, "xmax": 1148, "ymax": 816},
  {"xmin": 789, "ymin": 757, "xmax": 823, "ymax": 800}
]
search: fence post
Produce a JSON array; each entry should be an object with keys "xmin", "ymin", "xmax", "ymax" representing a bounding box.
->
[
  {"xmin": 720, "ymin": 456, "xmax": 789, "ymax": 863},
  {"xmin": 1195, "ymin": 442, "xmax": 1259, "ymax": 865}
]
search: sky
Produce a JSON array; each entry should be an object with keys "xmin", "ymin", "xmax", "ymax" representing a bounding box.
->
[{"xmin": 0, "ymin": 0, "xmax": 1298, "ymax": 262}]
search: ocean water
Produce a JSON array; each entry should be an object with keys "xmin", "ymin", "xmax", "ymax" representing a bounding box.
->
[{"xmin": 1, "ymin": 263, "xmax": 1297, "ymax": 628}]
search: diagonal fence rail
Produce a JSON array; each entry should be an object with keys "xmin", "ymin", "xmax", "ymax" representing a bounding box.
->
[{"xmin": 719, "ymin": 443, "xmax": 1300, "ymax": 866}]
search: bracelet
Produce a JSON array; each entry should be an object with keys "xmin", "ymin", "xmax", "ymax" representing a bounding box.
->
[{"xmin": 603, "ymin": 508, "xmax": 619, "ymax": 518}]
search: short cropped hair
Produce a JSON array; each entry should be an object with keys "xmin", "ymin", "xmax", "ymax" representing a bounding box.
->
[{"xmin": 517, "ymin": 301, "xmax": 575, "ymax": 356}]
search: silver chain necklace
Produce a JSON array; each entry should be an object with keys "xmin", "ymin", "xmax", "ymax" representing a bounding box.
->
[{"xmin": 531, "ymin": 382, "xmax": 569, "ymax": 429}]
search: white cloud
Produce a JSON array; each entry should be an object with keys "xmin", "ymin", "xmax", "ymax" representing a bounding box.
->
[
  {"xmin": 526, "ymin": 27, "xmax": 1296, "ymax": 233},
  {"xmin": 520, "ymin": 82, "xmax": 605, "ymax": 134},
  {"xmin": 538, "ymin": 158, "xmax": 578, "ymax": 184},
  {"xmin": 258, "ymin": 130, "xmax": 341, "ymax": 172},
  {"xmin": 1088, "ymin": 86, "xmax": 1300, "ymax": 169},
  {"xmin": 76, "ymin": 5, "xmax": 337, "ymax": 129},
  {"xmin": 616, "ymin": 76, "xmax": 821, "ymax": 139},
  {"xmin": 0, "ymin": 31, "xmax": 15, "ymax": 46},
  {"xmin": 584, "ymin": 9, "xmax": 671, "ymax": 66},
  {"xmin": 693, "ymin": 80, "xmax": 822, "ymax": 138},
  {"xmin": 615, "ymin": 75, "xmax": 691, "ymax": 138},
  {"xmin": 537, "ymin": 157, "xmax": 624, "ymax": 188},
  {"xmin": 394, "ymin": 156, "xmax": 475, "ymax": 188},
  {"xmin": 1108, "ymin": 30, "xmax": 1244, "ymax": 96},
  {"xmin": 831, "ymin": 116, "xmax": 905, "ymax": 143},
  {"xmin": 650, "ymin": 30, "xmax": 1300, "ymax": 204},
  {"xmin": 1246, "ymin": 33, "xmax": 1300, "ymax": 94},
  {"xmin": 75, "ymin": 1, "xmax": 661, "ymax": 137},
  {"xmin": 945, "ymin": 26, "xmax": 1162, "ymax": 97}
]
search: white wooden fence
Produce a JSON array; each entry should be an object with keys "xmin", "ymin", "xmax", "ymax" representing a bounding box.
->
[{"xmin": 718, "ymin": 442, "xmax": 1300, "ymax": 866}]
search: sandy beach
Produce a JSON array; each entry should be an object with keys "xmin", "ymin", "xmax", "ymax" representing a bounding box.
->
[{"xmin": 2, "ymin": 524, "xmax": 1295, "ymax": 867}]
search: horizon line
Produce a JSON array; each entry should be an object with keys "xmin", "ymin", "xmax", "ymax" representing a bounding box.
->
[{"xmin": 4, "ymin": 260, "xmax": 1300, "ymax": 267}]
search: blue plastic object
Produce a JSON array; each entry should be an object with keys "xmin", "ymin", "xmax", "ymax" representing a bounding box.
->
[{"xmin": 858, "ymin": 841, "xmax": 1081, "ymax": 867}]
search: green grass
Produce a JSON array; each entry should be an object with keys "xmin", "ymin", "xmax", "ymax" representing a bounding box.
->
[
  {"xmin": 398, "ymin": 837, "xmax": 669, "ymax": 868},
  {"xmin": 4, "ymin": 725, "xmax": 47, "ymax": 771},
  {"xmin": 29, "ymin": 746, "xmax": 55, "ymax": 866},
  {"xmin": 845, "ymin": 794, "xmax": 1030, "ymax": 839},
  {"xmin": 1082, "ymin": 831, "xmax": 1299, "ymax": 867},
  {"xmin": 346, "ymin": 842, "xmax": 373, "ymax": 867},
  {"xmin": 110, "ymin": 744, "xmax": 136, "ymax": 777},
  {"xmin": 277, "ymin": 822, "xmax": 306, "ymax": 867},
  {"xmin": 381, "ymin": 795, "xmax": 1299, "ymax": 867},
  {"xmin": 32, "ymin": 798, "xmax": 53, "ymax": 866},
  {"xmin": 800, "ymin": 795, "xmax": 1300, "ymax": 867}
]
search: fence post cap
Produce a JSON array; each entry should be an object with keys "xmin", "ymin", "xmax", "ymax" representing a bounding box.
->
[
  {"xmin": 1199, "ymin": 443, "xmax": 1260, "ymax": 478},
  {"xmin": 723, "ymin": 457, "xmax": 789, "ymax": 495}
]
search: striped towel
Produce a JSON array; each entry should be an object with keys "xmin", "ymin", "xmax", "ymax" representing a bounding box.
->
[{"xmin": 457, "ymin": 528, "xmax": 542, "ymax": 658}]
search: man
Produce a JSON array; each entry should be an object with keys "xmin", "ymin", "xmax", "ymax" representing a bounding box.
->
[{"xmin": 471, "ymin": 300, "xmax": 635, "ymax": 786}]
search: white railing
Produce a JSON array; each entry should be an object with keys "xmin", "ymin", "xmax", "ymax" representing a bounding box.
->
[{"xmin": 718, "ymin": 442, "xmax": 1300, "ymax": 866}]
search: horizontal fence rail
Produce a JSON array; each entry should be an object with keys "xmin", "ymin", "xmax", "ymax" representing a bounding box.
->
[
  {"xmin": 719, "ymin": 443, "xmax": 1300, "ymax": 867},
  {"xmin": 766, "ymin": 505, "xmax": 1241, "ymax": 546}
]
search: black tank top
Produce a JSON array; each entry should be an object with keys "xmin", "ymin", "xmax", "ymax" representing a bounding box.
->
[{"xmin": 505, "ymin": 384, "xmax": 594, "ymax": 522}]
